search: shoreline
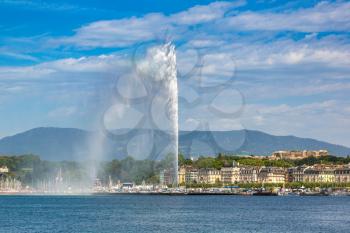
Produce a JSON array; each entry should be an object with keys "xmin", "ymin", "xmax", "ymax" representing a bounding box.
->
[{"xmin": 1, "ymin": 191, "xmax": 348, "ymax": 196}]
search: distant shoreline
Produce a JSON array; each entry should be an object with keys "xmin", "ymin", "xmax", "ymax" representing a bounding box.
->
[{"xmin": 1, "ymin": 191, "xmax": 348, "ymax": 196}]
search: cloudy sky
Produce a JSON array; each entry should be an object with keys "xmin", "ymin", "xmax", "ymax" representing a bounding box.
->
[{"xmin": 0, "ymin": 0, "xmax": 349, "ymax": 147}]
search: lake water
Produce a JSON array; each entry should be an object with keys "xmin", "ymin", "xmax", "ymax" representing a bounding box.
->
[{"xmin": 0, "ymin": 195, "xmax": 349, "ymax": 233}]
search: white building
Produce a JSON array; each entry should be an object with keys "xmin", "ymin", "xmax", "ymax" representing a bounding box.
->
[
  {"xmin": 0, "ymin": 166, "xmax": 9, "ymax": 173},
  {"xmin": 221, "ymin": 161, "xmax": 241, "ymax": 184}
]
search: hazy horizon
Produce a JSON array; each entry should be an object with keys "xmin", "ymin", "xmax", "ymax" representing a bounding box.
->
[{"xmin": 2, "ymin": 125, "xmax": 349, "ymax": 149}]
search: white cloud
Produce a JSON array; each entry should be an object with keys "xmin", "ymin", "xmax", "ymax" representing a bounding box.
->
[
  {"xmin": 0, "ymin": 50, "xmax": 39, "ymax": 62},
  {"xmin": 239, "ymin": 81, "xmax": 350, "ymax": 102},
  {"xmin": 47, "ymin": 1, "xmax": 350, "ymax": 50},
  {"xmin": 170, "ymin": 1, "xmax": 242, "ymax": 25},
  {"xmin": 229, "ymin": 36, "xmax": 350, "ymax": 70},
  {"xmin": 175, "ymin": 35, "xmax": 350, "ymax": 107},
  {"xmin": 51, "ymin": 1, "xmax": 244, "ymax": 48},
  {"xmin": 241, "ymin": 100, "xmax": 350, "ymax": 147},
  {"xmin": 0, "ymin": 53, "xmax": 128, "ymax": 80},
  {"xmin": 185, "ymin": 38, "xmax": 226, "ymax": 48},
  {"xmin": 224, "ymin": 1, "xmax": 350, "ymax": 32},
  {"xmin": 41, "ymin": 54, "xmax": 128, "ymax": 73},
  {"xmin": 55, "ymin": 13, "xmax": 169, "ymax": 48},
  {"xmin": 48, "ymin": 106, "xmax": 77, "ymax": 118},
  {"xmin": 3, "ymin": 85, "xmax": 24, "ymax": 93},
  {"xmin": 0, "ymin": 65, "xmax": 54, "ymax": 80}
]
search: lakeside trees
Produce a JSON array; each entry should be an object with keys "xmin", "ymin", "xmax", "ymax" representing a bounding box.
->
[
  {"xmin": 0, "ymin": 154, "xmax": 176, "ymax": 186},
  {"xmin": 0, "ymin": 154, "xmax": 88, "ymax": 186},
  {"xmin": 1, "ymin": 153, "xmax": 350, "ymax": 187}
]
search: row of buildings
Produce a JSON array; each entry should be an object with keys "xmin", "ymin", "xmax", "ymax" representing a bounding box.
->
[
  {"xmin": 177, "ymin": 162, "xmax": 286, "ymax": 185},
  {"xmin": 271, "ymin": 150, "xmax": 328, "ymax": 160},
  {"xmin": 289, "ymin": 164, "xmax": 350, "ymax": 183},
  {"xmin": 241, "ymin": 150, "xmax": 329, "ymax": 160},
  {"xmin": 176, "ymin": 162, "xmax": 350, "ymax": 185}
]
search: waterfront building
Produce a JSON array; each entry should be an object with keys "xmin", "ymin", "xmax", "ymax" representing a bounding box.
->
[
  {"xmin": 221, "ymin": 161, "xmax": 240, "ymax": 184},
  {"xmin": 303, "ymin": 165, "xmax": 335, "ymax": 183},
  {"xmin": 160, "ymin": 169, "xmax": 175, "ymax": 186},
  {"xmin": 271, "ymin": 150, "xmax": 328, "ymax": 160},
  {"xmin": 334, "ymin": 165, "xmax": 350, "ymax": 183},
  {"xmin": 288, "ymin": 165, "xmax": 308, "ymax": 182},
  {"xmin": 239, "ymin": 166, "xmax": 259, "ymax": 183},
  {"xmin": 258, "ymin": 167, "xmax": 286, "ymax": 183},
  {"xmin": 0, "ymin": 166, "xmax": 9, "ymax": 173},
  {"xmin": 303, "ymin": 168, "xmax": 319, "ymax": 183},
  {"xmin": 178, "ymin": 162, "xmax": 350, "ymax": 186},
  {"xmin": 178, "ymin": 166, "xmax": 186, "ymax": 185},
  {"xmin": 198, "ymin": 168, "xmax": 221, "ymax": 184},
  {"xmin": 185, "ymin": 168, "xmax": 199, "ymax": 184}
]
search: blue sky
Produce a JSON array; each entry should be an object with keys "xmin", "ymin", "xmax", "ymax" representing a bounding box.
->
[{"xmin": 0, "ymin": 0, "xmax": 350, "ymax": 147}]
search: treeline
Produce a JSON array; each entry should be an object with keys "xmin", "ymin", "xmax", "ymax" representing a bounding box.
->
[
  {"xmin": 0, "ymin": 154, "xmax": 175, "ymax": 186},
  {"xmin": 98, "ymin": 154, "xmax": 175, "ymax": 184},
  {"xmin": 0, "ymin": 154, "xmax": 87, "ymax": 185},
  {"xmin": 179, "ymin": 153, "xmax": 350, "ymax": 169},
  {"xmin": 1, "ymin": 153, "xmax": 350, "ymax": 187}
]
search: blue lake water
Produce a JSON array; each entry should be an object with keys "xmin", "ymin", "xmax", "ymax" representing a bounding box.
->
[{"xmin": 0, "ymin": 195, "xmax": 350, "ymax": 233}]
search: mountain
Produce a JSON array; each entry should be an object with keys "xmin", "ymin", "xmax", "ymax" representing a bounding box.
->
[
  {"xmin": 179, "ymin": 130, "xmax": 350, "ymax": 157},
  {"xmin": 0, "ymin": 128, "xmax": 92, "ymax": 161},
  {"xmin": 0, "ymin": 127, "xmax": 349, "ymax": 161}
]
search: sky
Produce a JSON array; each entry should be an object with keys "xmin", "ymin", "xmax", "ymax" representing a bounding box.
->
[{"xmin": 0, "ymin": 0, "xmax": 349, "ymax": 147}]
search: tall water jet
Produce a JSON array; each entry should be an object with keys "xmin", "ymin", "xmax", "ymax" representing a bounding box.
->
[
  {"xmin": 163, "ymin": 42, "xmax": 179, "ymax": 186},
  {"xmin": 102, "ymin": 42, "xmax": 179, "ymax": 186},
  {"xmin": 137, "ymin": 42, "xmax": 179, "ymax": 185}
]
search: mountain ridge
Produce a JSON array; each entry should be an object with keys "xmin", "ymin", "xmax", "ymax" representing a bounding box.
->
[{"xmin": 0, "ymin": 127, "xmax": 349, "ymax": 160}]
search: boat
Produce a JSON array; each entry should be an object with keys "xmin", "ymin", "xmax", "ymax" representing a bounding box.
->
[
  {"xmin": 252, "ymin": 191, "xmax": 278, "ymax": 196},
  {"xmin": 300, "ymin": 191, "xmax": 329, "ymax": 196}
]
